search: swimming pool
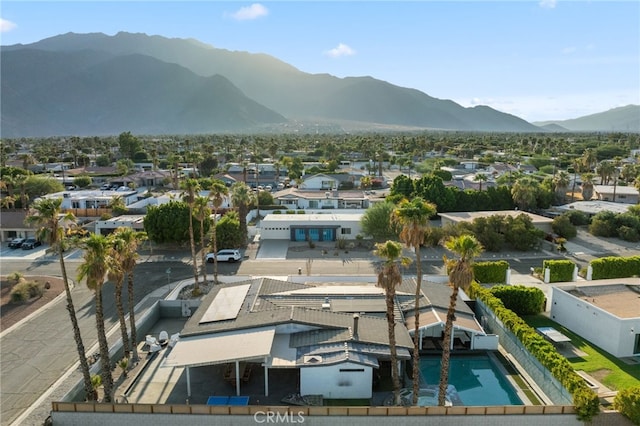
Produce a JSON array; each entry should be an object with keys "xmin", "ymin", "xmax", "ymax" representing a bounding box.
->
[{"xmin": 419, "ymin": 354, "xmax": 523, "ymax": 406}]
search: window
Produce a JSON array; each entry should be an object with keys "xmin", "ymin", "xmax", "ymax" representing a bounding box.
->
[
  {"xmin": 339, "ymin": 368, "xmax": 364, "ymax": 372},
  {"xmin": 341, "ymin": 228, "xmax": 351, "ymax": 235}
]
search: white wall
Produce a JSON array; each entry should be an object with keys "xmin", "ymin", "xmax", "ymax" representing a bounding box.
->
[
  {"xmin": 300, "ymin": 362, "xmax": 372, "ymax": 399},
  {"xmin": 550, "ymin": 287, "xmax": 640, "ymax": 357}
]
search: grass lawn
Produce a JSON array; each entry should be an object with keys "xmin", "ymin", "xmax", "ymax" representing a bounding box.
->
[{"xmin": 524, "ymin": 315, "xmax": 640, "ymax": 391}]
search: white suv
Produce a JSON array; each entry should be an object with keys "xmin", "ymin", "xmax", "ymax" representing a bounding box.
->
[{"xmin": 206, "ymin": 249, "xmax": 242, "ymax": 263}]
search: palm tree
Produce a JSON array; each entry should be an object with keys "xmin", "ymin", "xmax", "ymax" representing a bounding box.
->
[
  {"xmin": 25, "ymin": 199, "xmax": 95, "ymax": 400},
  {"xmin": 553, "ymin": 171, "xmax": 570, "ymax": 204},
  {"xmin": 438, "ymin": 235, "xmax": 483, "ymax": 406},
  {"xmin": 208, "ymin": 180, "xmax": 229, "ymax": 283},
  {"xmin": 77, "ymin": 234, "xmax": 115, "ymax": 402},
  {"xmin": 194, "ymin": 196, "xmax": 211, "ymax": 286},
  {"xmin": 181, "ymin": 178, "xmax": 201, "ymax": 295},
  {"xmin": 374, "ymin": 240, "xmax": 411, "ymax": 406},
  {"xmin": 107, "ymin": 235, "xmax": 129, "ymax": 359},
  {"xmin": 511, "ymin": 177, "xmax": 539, "ymax": 211},
  {"xmin": 114, "ymin": 227, "xmax": 147, "ymax": 362},
  {"xmin": 473, "ymin": 173, "xmax": 488, "ymax": 192},
  {"xmin": 391, "ymin": 197, "xmax": 437, "ymax": 405},
  {"xmin": 230, "ymin": 182, "xmax": 253, "ymax": 247},
  {"xmin": 581, "ymin": 173, "xmax": 596, "ymax": 201}
]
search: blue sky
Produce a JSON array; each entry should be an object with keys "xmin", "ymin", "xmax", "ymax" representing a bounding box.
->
[{"xmin": 1, "ymin": 1, "xmax": 638, "ymax": 122}]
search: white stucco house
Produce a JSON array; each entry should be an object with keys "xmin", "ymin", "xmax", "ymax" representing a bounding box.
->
[
  {"xmin": 260, "ymin": 213, "xmax": 364, "ymax": 241},
  {"xmin": 438, "ymin": 210, "xmax": 554, "ymax": 234},
  {"xmin": 550, "ymin": 279, "xmax": 640, "ymax": 358}
]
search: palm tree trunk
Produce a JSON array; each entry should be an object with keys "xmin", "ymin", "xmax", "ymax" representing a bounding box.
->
[
  {"xmin": 438, "ymin": 285, "xmax": 459, "ymax": 406},
  {"xmin": 199, "ymin": 217, "xmax": 207, "ymax": 286},
  {"xmin": 411, "ymin": 247, "xmax": 422, "ymax": 405},
  {"xmin": 96, "ymin": 284, "xmax": 114, "ymax": 402},
  {"xmin": 59, "ymin": 251, "xmax": 95, "ymax": 401},
  {"xmin": 127, "ymin": 273, "xmax": 138, "ymax": 362},
  {"xmin": 239, "ymin": 204, "xmax": 248, "ymax": 246},
  {"xmin": 212, "ymin": 210, "xmax": 219, "ymax": 283},
  {"xmin": 188, "ymin": 207, "xmax": 200, "ymax": 294},
  {"xmin": 385, "ymin": 285, "xmax": 401, "ymax": 405},
  {"xmin": 114, "ymin": 278, "xmax": 130, "ymax": 358}
]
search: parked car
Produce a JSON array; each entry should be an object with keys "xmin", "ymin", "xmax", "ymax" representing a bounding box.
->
[
  {"xmin": 8, "ymin": 237, "xmax": 26, "ymax": 248},
  {"xmin": 206, "ymin": 249, "xmax": 242, "ymax": 263},
  {"xmin": 21, "ymin": 238, "xmax": 42, "ymax": 250}
]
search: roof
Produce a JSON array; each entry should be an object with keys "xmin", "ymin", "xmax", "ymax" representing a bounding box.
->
[
  {"xmin": 0, "ymin": 209, "xmax": 33, "ymax": 230},
  {"xmin": 593, "ymin": 185, "xmax": 639, "ymax": 196},
  {"xmin": 261, "ymin": 213, "xmax": 364, "ymax": 224},
  {"xmin": 439, "ymin": 210, "xmax": 553, "ymax": 224},
  {"xmin": 163, "ymin": 327, "xmax": 276, "ymax": 368},
  {"xmin": 562, "ymin": 281, "xmax": 640, "ymax": 319},
  {"xmin": 554, "ymin": 201, "xmax": 633, "ymax": 215}
]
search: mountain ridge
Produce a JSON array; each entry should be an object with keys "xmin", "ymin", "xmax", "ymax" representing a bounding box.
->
[{"xmin": 2, "ymin": 32, "xmax": 636, "ymax": 136}]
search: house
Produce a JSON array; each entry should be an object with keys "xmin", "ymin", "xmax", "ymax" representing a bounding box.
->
[
  {"xmin": 299, "ymin": 173, "xmax": 341, "ymax": 191},
  {"xmin": 163, "ymin": 277, "xmax": 492, "ymax": 400},
  {"xmin": 438, "ymin": 210, "xmax": 554, "ymax": 234},
  {"xmin": 550, "ymin": 279, "xmax": 640, "ymax": 358},
  {"xmin": 553, "ymin": 201, "xmax": 633, "ymax": 217},
  {"xmin": 0, "ymin": 209, "xmax": 35, "ymax": 242},
  {"xmin": 38, "ymin": 189, "xmax": 140, "ymax": 218},
  {"xmin": 94, "ymin": 215, "xmax": 146, "ymax": 235},
  {"xmin": 260, "ymin": 213, "xmax": 364, "ymax": 241},
  {"xmin": 593, "ymin": 185, "xmax": 639, "ymax": 204},
  {"xmin": 272, "ymin": 188, "xmax": 371, "ymax": 210},
  {"xmin": 486, "ymin": 163, "xmax": 518, "ymax": 178}
]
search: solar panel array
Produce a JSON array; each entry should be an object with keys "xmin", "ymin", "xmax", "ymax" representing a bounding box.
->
[{"xmin": 199, "ymin": 284, "xmax": 251, "ymax": 324}]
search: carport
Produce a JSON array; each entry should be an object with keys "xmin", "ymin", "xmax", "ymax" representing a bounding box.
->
[{"xmin": 163, "ymin": 328, "xmax": 276, "ymax": 397}]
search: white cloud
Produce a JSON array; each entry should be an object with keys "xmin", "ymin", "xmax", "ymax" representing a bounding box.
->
[
  {"xmin": 324, "ymin": 43, "xmax": 356, "ymax": 58},
  {"xmin": 230, "ymin": 4, "xmax": 268, "ymax": 21},
  {"xmin": 539, "ymin": 0, "xmax": 557, "ymax": 9},
  {"xmin": 0, "ymin": 18, "xmax": 17, "ymax": 33},
  {"xmin": 562, "ymin": 46, "xmax": 577, "ymax": 55}
]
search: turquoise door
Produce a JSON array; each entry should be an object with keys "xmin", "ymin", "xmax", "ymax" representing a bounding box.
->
[
  {"xmin": 294, "ymin": 228, "xmax": 306, "ymax": 241},
  {"xmin": 322, "ymin": 228, "xmax": 334, "ymax": 241},
  {"xmin": 308, "ymin": 228, "xmax": 320, "ymax": 241}
]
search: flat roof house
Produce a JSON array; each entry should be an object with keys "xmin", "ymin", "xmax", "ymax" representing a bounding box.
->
[
  {"xmin": 550, "ymin": 279, "xmax": 640, "ymax": 358},
  {"xmin": 438, "ymin": 210, "xmax": 554, "ymax": 234},
  {"xmin": 260, "ymin": 213, "xmax": 364, "ymax": 241}
]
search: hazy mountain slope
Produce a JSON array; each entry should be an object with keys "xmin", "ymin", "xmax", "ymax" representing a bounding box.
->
[
  {"xmin": 534, "ymin": 105, "xmax": 640, "ymax": 132},
  {"xmin": 1, "ymin": 51, "xmax": 286, "ymax": 137},
  {"xmin": 1, "ymin": 32, "xmax": 543, "ymax": 135}
]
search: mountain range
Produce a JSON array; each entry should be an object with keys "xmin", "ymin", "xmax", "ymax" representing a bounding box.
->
[{"xmin": 1, "ymin": 32, "xmax": 638, "ymax": 137}]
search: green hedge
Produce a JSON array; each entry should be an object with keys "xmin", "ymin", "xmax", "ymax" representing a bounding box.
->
[
  {"xmin": 468, "ymin": 282, "xmax": 600, "ymax": 421},
  {"xmin": 489, "ymin": 285, "xmax": 545, "ymax": 315},
  {"xmin": 614, "ymin": 386, "xmax": 640, "ymax": 425},
  {"xmin": 542, "ymin": 259, "xmax": 575, "ymax": 283},
  {"xmin": 590, "ymin": 255, "xmax": 640, "ymax": 280},
  {"xmin": 473, "ymin": 260, "xmax": 509, "ymax": 284}
]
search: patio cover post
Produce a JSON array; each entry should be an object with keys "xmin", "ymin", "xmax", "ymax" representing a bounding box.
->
[
  {"xmin": 235, "ymin": 360, "xmax": 241, "ymax": 396},
  {"xmin": 264, "ymin": 356, "xmax": 269, "ymax": 396},
  {"xmin": 419, "ymin": 328, "xmax": 423, "ymax": 350},
  {"xmin": 186, "ymin": 367, "xmax": 191, "ymax": 398},
  {"xmin": 450, "ymin": 326, "xmax": 455, "ymax": 350}
]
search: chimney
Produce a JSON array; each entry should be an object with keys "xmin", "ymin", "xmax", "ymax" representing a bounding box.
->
[{"xmin": 353, "ymin": 313, "xmax": 360, "ymax": 340}]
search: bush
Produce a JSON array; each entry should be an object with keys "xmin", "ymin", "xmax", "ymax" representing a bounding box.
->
[
  {"xmin": 543, "ymin": 259, "xmax": 576, "ymax": 283},
  {"xmin": 552, "ymin": 215, "xmax": 577, "ymax": 239},
  {"xmin": 614, "ymin": 386, "xmax": 640, "ymax": 425},
  {"xmin": 489, "ymin": 285, "xmax": 545, "ymax": 315},
  {"xmin": 565, "ymin": 210, "xmax": 590, "ymax": 226},
  {"xmin": 10, "ymin": 284, "xmax": 29, "ymax": 303},
  {"xmin": 473, "ymin": 260, "xmax": 509, "ymax": 284},
  {"xmin": 590, "ymin": 256, "xmax": 640, "ymax": 279}
]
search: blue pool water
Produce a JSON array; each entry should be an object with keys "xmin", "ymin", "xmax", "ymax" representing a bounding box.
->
[{"xmin": 419, "ymin": 355, "xmax": 523, "ymax": 406}]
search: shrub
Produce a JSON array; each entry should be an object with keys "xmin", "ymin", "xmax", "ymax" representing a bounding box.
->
[
  {"xmin": 565, "ymin": 210, "xmax": 590, "ymax": 226},
  {"xmin": 590, "ymin": 256, "xmax": 640, "ymax": 279},
  {"xmin": 542, "ymin": 259, "xmax": 575, "ymax": 283},
  {"xmin": 552, "ymin": 215, "xmax": 577, "ymax": 239},
  {"xmin": 7, "ymin": 271, "xmax": 24, "ymax": 283},
  {"xmin": 489, "ymin": 285, "xmax": 545, "ymax": 315},
  {"xmin": 614, "ymin": 386, "xmax": 640, "ymax": 425},
  {"xmin": 10, "ymin": 284, "xmax": 29, "ymax": 303},
  {"xmin": 473, "ymin": 260, "xmax": 509, "ymax": 284}
]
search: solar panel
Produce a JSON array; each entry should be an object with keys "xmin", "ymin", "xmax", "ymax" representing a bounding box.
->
[{"xmin": 199, "ymin": 284, "xmax": 251, "ymax": 324}]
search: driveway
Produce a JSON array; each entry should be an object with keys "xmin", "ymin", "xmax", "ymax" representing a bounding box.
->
[{"xmin": 255, "ymin": 240, "xmax": 289, "ymax": 259}]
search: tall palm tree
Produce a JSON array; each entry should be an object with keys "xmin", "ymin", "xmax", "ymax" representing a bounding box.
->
[
  {"xmin": 511, "ymin": 177, "xmax": 539, "ymax": 211},
  {"xmin": 230, "ymin": 182, "xmax": 253, "ymax": 247},
  {"xmin": 473, "ymin": 173, "xmax": 488, "ymax": 192},
  {"xmin": 580, "ymin": 173, "xmax": 596, "ymax": 201},
  {"xmin": 114, "ymin": 227, "xmax": 147, "ymax": 362},
  {"xmin": 553, "ymin": 171, "xmax": 570, "ymax": 204},
  {"xmin": 182, "ymin": 178, "xmax": 201, "ymax": 295},
  {"xmin": 438, "ymin": 235, "xmax": 483, "ymax": 406},
  {"xmin": 25, "ymin": 199, "xmax": 95, "ymax": 400},
  {"xmin": 77, "ymin": 234, "xmax": 115, "ymax": 402},
  {"xmin": 374, "ymin": 240, "xmax": 411, "ymax": 406},
  {"xmin": 107, "ymin": 235, "xmax": 129, "ymax": 359},
  {"xmin": 194, "ymin": 196, "xmax": 211, "ymax": 286},
  {"xmin": 391, "ymin": 197, "xmax": 437, "ymax": 405},
  {"xmin": 208, "ymin": 180, "xmax": 229, "ymax": 283}
]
